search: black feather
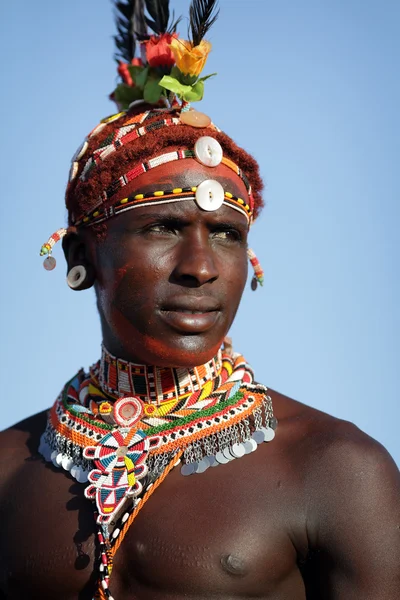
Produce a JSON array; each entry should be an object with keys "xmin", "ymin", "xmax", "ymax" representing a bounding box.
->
[
  {"xmin": 189, "ymin": 0, "xmax": 219, "ymax": 47},
  {"xmin": 113, "ymin": 1, "xmax": 137, "ymax": 63},
  {"xmin": 133, "ymin": 0, "xmax": 148, "ymax": 40},
  {"xmin": 144, "ymin": 0, "xmax": 181, "ymax": 35}
]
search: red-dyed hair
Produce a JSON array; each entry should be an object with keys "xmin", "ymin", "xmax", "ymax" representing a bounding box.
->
[{"xmin": 66, "ymin": 104, "xmax": 264, "ymax": 230}]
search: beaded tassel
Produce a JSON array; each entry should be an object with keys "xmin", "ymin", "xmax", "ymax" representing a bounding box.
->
[
  {"xmin": 40, "ymin": 228, "xmax": 68, "ymax": 270},
  {"xmin": 247, "ymin": 248, "xmax": 264, "ymax": 289}
]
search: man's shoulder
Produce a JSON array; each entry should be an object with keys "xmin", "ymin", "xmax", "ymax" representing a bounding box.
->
[
  {"xmin": 0, "ymin": 410, "xmax": 48, "ymax": 484},
  {"xmin": 268, "ymin": 387, "xmax": 398, "ymax": 484}
]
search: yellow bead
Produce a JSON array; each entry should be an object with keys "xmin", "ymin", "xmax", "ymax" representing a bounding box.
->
[
  {"xmin": 191, "ymin": 187, "xmax": 197, "ymax": 192},
  {"xmin": 245, "ymin": 204, "xmax": 250, "ymax": 211},
  {"xmin": 173, "ymin": 188, "xmax": 183, "ymax": 194},
  {"xmin": 237, "ymin": 198, "xmax": 244, "ymax": 204},
  {"xmin": 120, "ymin": 198, "xmax": 128, "ymax": 204},
  {"xmin": 225, "ymin": 192, "xmax": 233, "ymax": 199},
  {"xmin": 134, "ymin": 194, "xmax": 144, "ymax": 200},
  {"xmin": 101, "ymin": 111, "xmax": 125, "ymax": 124},
  {"xmin": 83, "ymin": 216, "xmax": 89, "ymax": 222},
  {"xmin": 154, "ymin": 191, "xmax": 164, "ymax": 196},
  {"xmin": 93, "ymin": 211, "xmax": 99, "ymax": 217}
]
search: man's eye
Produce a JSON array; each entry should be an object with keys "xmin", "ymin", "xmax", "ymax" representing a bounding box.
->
[
  {"xmin": 212, "ymin": 229, "xmax": 242, "ymax": 241},
  {"xmin": 147, "ymin": 224, "xmax": 176, "ymax": 234}
]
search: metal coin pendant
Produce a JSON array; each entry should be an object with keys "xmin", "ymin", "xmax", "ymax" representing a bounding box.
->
[
  {"xmin": 195, "ymin": 457, "xmax": 210, "ymax": 473},
  {"xmin": 252, "ymin": 430, "xmax": 265, "ymax": 444},
  {"xmin": 223, "ymin": 447, "xmax": 235, "ymax": 461},
  {"xmin": 262, "ymin": 427, "xmax": 275, "ymax": 442},
  {"xmin": 194, "ymin": 136, "xmax": 223, "ymax": 167},
  {"xmin": 43, "ymin": 256, "xmax": 56, "ymax": 271},
  {"xmin": 215, "ymin": 450, "xmax": 230, "ymax": 464},
  {"xmin": 195, "ymin": 179, "xmax": 224, "ymax": 211},
  {"xmin": 244, "ymin": 439, "xmax": 258, "ymax": 454},
  {"xmin": 181, "ymin": 462, "xmax": 197, "ymax": 477},
  {"xmin": 231, "ymin": 443, "xmax": 246, "ymax": 458}
]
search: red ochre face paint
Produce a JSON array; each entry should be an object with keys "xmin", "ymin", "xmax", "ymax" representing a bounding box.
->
[{"xmin": 86, "ymin": 163, "xmax": 249, "ymax": 366}]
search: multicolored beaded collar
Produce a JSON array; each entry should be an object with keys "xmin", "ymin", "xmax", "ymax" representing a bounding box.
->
[
  {"xmin": 94, "ymin": 344, "xmax": 222, "ymax": 404},
  {"xmin": 39, "ymin": 344, "xmax": 277, "ymax": 600}
]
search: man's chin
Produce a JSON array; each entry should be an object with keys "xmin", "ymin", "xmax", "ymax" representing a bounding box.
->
[{"xmin": 141, "ymin": 334, "xmax": 224, "ymax": 368}]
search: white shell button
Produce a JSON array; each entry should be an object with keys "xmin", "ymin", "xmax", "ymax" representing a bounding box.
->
[
  {"xmin": 195, "ymin": 179, "xmax": 224, "ymax": 211},
  {"xmin": 194, "ymin": 136, "xmax": 223, "ymax": 167}
]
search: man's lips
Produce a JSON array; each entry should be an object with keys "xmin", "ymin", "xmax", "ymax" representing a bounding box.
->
[
  {"xmin": 161, "ymin": 298, "xmax": 221, "ymax": 313},
  {"xmin": 158, "ymin": 299, "xmax": 221, "ymax": 333}
]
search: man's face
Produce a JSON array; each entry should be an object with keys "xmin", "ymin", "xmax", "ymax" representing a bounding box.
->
[{"xmin": 81, "ymin": 158, "xmax": 250, "ymax": 367}]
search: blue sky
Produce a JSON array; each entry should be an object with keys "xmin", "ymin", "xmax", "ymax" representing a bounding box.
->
[{"xmin": 0, "ymin": 1, "xmax": 398, "ymax": 464}]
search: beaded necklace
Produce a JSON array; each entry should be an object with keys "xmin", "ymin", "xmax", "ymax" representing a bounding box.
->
[{"xmin": 39, "ymin": 346, "xmax": 277, "ymax": 600}]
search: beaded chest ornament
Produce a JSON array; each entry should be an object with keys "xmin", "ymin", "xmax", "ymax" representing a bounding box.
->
[{"xmin": 40, "ymin": 344, "xmax": 277, "ymax": 599}]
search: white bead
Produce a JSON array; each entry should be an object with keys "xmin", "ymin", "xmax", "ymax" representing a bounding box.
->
[
  {"xmin": 195, "ymin": 180, "xmax": 224, "ymax": 212},
  {"xmin": 112, "ymin": 528, "xmax": 121, "ymax": 539},
  {"xmin": 72, "ymin": 139, "xmax": 88, "ymax": 162},
  {"xmin": 194, "ymin": 136, "xmax": 223, "ymax": 167},
  {"xmin": 69, "ymin": 161, "xmax": 79, "ymax": 182}
]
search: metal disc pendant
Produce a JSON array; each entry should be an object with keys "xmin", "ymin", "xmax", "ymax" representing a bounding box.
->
[
  {"xmin": 43, "ymin": 256, "xmax": 56, "ymax": 271},
  {"xmin": 207, "ymin": 455, "xmax": 218, "ymax": 467},
  {"xmin": 195, "ymin": 179, "xmax": 224, "ymax": 211},
  {"xmin": 262, "ymin": 427, "xmax": 276, "ymax": 442},
  {"xmin": 181, "ymin": 462, "xmax": 197, "ymax": 477},
  {"xmin": 231, "ymin": 443, "xmax": 246, "ymax": 458},
  {"xmin": 223, "ymin": 447, "xmax": 235, "ymax": 461},
  {"xmin": 194, "ymin": 136, "xmax": 223, "ymax": 167},
  {"xmin": 252, "ymin": 430, "xmax": 265, "ymax": 444},
  {"xmin": 215, "ymin": 450, "xmax": 230, "ymax": 464},
  {"xmin": 244, "ymin": 439, "xmax": 258, "ymax": 453},
  {"xmin": 269, "ymin": 416, "xmax": 278, "ymax": 430},
  {"xmin": 195, "ymin": 457, "xmax": 210, "ymax": 473}
]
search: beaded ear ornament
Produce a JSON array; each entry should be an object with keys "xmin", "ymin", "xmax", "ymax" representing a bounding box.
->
[{"xmin": 39, "ymin": 0, "xmax": 264, "ymax": 288}]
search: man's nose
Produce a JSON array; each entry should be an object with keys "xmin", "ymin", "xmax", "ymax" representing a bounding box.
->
[{"xmin": 172, "ymin": 231, "xmax": 219, "ymax": 287}]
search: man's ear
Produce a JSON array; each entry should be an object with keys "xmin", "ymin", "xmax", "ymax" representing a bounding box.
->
[{"xmin": 62, "ymin": 231, "xmax": 96, "ymax": 291}]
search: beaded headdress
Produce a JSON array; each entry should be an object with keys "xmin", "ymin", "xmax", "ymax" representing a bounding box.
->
[{"xmin": 40, "ymin": 0, "xmax": 264, "ymax": 288}]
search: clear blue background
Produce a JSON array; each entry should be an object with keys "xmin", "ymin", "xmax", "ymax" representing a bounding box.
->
[{"xmin": 0, "ymin": 1, "xmax": 398, "ymax": 465}]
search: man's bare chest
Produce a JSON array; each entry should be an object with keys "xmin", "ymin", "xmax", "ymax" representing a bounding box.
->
[{"xmin": 1, "ymin": 443, "xmax": 308, "ymax": 599}]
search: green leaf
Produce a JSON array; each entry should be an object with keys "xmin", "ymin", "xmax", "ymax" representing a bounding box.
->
[
  {"xmin": 134, "ymin": 66, "xmax": 149, "ymax": 89},
  {"xmin": 198, "ymin": 72, "xmax": 217, "ymax": 83},
  {"xmin": 113, "ymin": 84, "xmax": 143, "ymax": 110},
  {"xmin": 128, "ymin": 65, "xmax": 144, "ymax": 80},
  {"xmin": 180, "ymin": 73, "xmax": 198, "ymax": 86},
  {"xmin": 144, "ymin": 79, "xmax": 163, "ymax": 104},
  {"xmin": 159, "ymin": 75, "xmax": 190, "ymax": 98},
  {"xmin": 182, "ymin": 80, "xmax": 204, "ymax": 102}
]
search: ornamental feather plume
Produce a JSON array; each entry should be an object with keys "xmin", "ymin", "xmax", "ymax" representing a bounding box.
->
[
  {"xmin": 144, "ymin": 0, "xmax": 181, "ymax": 35},
  {"xmin": 189, "ymin": 0, "xmax": 219, "ymax": 47},
  {"xmin": 113, "ymin": 0, "xmax": 147, "ymax": 62}
]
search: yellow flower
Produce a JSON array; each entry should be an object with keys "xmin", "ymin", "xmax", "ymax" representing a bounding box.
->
[{"xmin": 169, "ymin": 38, "xmax": 212, "ymax": 77}]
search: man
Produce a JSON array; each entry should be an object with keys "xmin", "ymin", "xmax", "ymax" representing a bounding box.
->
[{"xmin": 1, "ymin": 1, "xmax": 399, "ymax": 599}]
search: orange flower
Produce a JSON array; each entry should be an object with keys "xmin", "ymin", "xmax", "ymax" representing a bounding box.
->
[
  {"xmin": 131, "ymin": 57, "xmax": 143, "ymax": 67},
  {"xmin": 169, "ymin": 38, "xmax": 211, "ymax": 77},
  {"xmin": 118, "ymin": 62, "xmax": 133, "ymax": 86},
  {"xmin": 144, "ymin": 33, "xmax": 177, "ymax": 68}
]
